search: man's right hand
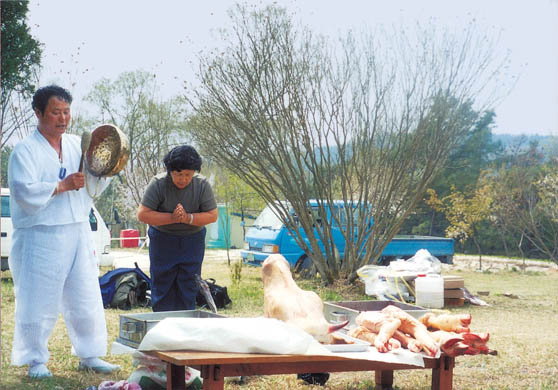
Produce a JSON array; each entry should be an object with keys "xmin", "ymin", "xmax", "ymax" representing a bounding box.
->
[{"xmin": 59, "ymin": 172, "xmax": 85, "ymax": 192}]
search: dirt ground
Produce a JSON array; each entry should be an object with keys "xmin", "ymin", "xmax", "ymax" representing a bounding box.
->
[{"xmin": 449, "ymin": 254, "xmax": 558, "ymax": 273}]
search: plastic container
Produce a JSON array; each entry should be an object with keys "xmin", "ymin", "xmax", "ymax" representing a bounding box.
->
[
  {"xmin": 415, "ymin": 273, "xmax": 444, "ymax": 309},
  {"xmin": 120, "ymin": 229, "xmax": 139, "ymax": 248}
]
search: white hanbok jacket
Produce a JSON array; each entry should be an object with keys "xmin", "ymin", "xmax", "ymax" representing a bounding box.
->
[{"xmin": 9, "ymin": 129, "xmax": 97, "ymax": 227}]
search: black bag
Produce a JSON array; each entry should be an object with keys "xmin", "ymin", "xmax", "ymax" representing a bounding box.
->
[
  {"xmin": 196, "ymin": 278, "xmax": 232, "ymax": 309},
  {"xmin": 111, "ymin": 272, "xmax": 150, "ymax": 310}
]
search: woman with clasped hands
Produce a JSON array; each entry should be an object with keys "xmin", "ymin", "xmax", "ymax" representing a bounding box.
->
[{"xmin": 138, "ymin": 145, "xmax": 218, "ymax": 312}]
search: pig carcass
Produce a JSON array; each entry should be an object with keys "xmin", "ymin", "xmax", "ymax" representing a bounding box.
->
[
  {"xmin": 262, "ymin": 254, "xmax": 348, "ymax": 343},
  {"xmin": 348, "ymin": 325, "xmax": 402, "ymax": 352}
]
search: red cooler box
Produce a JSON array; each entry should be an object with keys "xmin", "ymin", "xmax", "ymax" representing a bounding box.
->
[{"xmin": 120, "ymin": 229, "xmax": 139, "ymax": 248}]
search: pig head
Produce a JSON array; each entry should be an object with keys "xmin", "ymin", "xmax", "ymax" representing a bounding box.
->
[{"xmin": 262, "ymin": 254, "xmax": 348, "ymax": 343}]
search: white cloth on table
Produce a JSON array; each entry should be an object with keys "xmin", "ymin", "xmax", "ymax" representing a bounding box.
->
[
  {"xmin": 138, "ymin": 317, "xmax": 331, "ymax": 355},
  {"xmin": 8, "ymin": 128, "xmax": 110, "ymax": 366}
]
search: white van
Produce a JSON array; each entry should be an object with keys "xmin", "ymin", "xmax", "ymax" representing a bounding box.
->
[
  {"xmin": 1, "ymin": 188, "xmax": 113, "ymax": 271},
  {"xmin": 1, "ymin": 188, "xmax": 13, "ymax": 270}
]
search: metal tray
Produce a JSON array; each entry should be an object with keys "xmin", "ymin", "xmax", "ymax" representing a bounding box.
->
[
  {"xmin": 324, "ymin": 332, "xmax": 371, "ymax": 353},
  {"xmin": 324, "ymin": 300, "xmax": 429, "ymax": 328},
  {"xmin": 117, "ymin": 310, "xmax": 225, "ymax": 348}
]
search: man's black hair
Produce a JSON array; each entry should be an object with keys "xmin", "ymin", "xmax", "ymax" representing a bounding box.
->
[
  {"xmin": 163, "ymin": 145, "xmax": 202, "ymax": 173},
  {"xmin": 32, "ymin": 85, "xmax": 73, "ymax": 115}
]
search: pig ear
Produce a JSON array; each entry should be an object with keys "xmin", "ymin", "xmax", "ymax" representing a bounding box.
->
[
  {"xmin": 328, "ymin": 320, "xmax": 349, "ymax": 333},
  {"xmin": 441, "ymin": 337, "xmax": 464, "ymax": 348}
]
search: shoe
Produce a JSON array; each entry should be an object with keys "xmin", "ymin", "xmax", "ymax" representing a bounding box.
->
[
  {"xmin": 28, "ymin": 363, "xmax": 52, "ymax": 379},
  {"xmin": 78, "ymin": 358, "xmax": 121, "ymax": 374},
  {"xmin": 297, "ymin": 372, "xmax": 330, "ymax": 386}
]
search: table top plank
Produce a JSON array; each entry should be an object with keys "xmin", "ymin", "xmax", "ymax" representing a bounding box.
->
[{"xmin": 147, "ymin": 350, "xmax": 439, "ymax": 369}]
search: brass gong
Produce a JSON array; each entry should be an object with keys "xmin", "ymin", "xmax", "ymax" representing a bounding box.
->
[{"xmin": 86, "ymin": 124, "xmax": 130, "ymax": 177}]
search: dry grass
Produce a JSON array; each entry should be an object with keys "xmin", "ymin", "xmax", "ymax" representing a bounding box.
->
[{"xmin": 2, "ymin": 251, "xmax": 558, "ymax": 389}]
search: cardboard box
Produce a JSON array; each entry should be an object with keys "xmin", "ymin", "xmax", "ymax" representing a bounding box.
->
[
  {"xmin": 443, "ymin": 275, "xmax": 465, "ymax": 289},
  {"xmin": 444, "ymin": 298, "xmax": 465, "ymax": 306},
  {"xmin": 444, "ymin": 288, "xmax": 464, "ymax": 299}
]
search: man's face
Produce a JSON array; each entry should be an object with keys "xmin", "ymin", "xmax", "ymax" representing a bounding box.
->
[
  {"xmin": 35, "ymin": 96, "xmax": 71, "ymax": 138},
  {"xmin": 170, "ymin": 169, "xmax": 195, "ymax": 189}
]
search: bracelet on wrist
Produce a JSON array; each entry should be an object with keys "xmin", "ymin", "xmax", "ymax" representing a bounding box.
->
[{"xmin": 189, "ymin": 213, "xmax": 194, "ymax": 224}]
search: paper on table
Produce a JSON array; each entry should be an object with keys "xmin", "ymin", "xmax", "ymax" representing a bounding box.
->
[{"xmin": 334, "ymin": 347, "xmax": 426, "ymax": 367}]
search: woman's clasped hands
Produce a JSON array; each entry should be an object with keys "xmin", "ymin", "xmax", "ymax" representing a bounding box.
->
[{"xmin": 172, "ymin": 203, "xmax": 191, "ymax": 224}]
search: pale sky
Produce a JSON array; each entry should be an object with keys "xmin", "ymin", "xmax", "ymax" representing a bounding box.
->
[{"xmin": 28, "ymin": 0, "xmax": 558, "ymax": 136}]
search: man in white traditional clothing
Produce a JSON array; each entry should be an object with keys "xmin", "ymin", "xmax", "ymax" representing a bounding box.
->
[{"xmin": 8, "ymin": 85, "xmax": 120, "ymax": 378}]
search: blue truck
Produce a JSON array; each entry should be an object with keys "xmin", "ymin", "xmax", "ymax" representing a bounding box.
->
[{"xmin": 241, "ymin": 202, "xmax": 454, "ymax": 270}]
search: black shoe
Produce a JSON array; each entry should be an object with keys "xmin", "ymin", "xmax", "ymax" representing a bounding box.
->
[{"xmin": 297, "ymin": 372, "xmax": 330, "ymax": 386}]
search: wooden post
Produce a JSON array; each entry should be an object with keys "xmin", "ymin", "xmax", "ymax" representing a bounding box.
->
[
  {"xmin": 167, "ymin": 362, "xmax": 186, "ymax": 390},
  {"xmin": 201, "ymin": 365, "xmax": 225, "ymax": 390},
  {"xmin": 431, "ymin": 356, "xmax": 454, "ymax": 390},
  {"xmin": 375, "ymin": 370, "xmax": 394, "ymax": 390}
]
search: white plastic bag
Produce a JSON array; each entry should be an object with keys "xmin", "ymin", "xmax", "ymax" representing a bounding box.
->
[
  {"xmin": 127, "ymin": 350, "xmax": 167, "ymax": 388},
  {"xmin": 356, "ymin": 265, "xmax": 386, "ymax": 296},
  {"xmin": 356, "ymin": 265, "xmax": 411, "ymax": 301},
  {"xmin": 388, "ymin": 249, "xmax": 441, "ymax": 274},
  {"xmin": 127, "ymin": 350, "xmax": 201, "ymax": 388}
]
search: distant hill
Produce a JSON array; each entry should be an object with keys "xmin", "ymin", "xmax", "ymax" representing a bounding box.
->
[{"xmin": 491, "ymin": 133, "xmax": 556, "ymax": 156}]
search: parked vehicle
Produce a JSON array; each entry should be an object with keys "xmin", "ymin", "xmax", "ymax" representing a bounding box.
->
[
  {"xmin": 240, "ymin": 202, "xmax": 454, "ymax": 272},
  {"xmin": 89, "ymin": 204, "xmax": 114, "ymax": 267},
  {"xmin": 1, "ymin": 188, "xmax": 13, "ymax": 271},
  {"xmin": 1, "ymin": 188, "xmax": 113, "ymax": 271}
]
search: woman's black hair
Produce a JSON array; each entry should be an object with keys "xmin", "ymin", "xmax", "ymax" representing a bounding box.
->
[
  {"xmin": 32, "ymin": 85, "xmax": 73, "ymax": 115},
  {"xmin": 163, "ymin": 145, "xmax": 202, "ymax": 173}
]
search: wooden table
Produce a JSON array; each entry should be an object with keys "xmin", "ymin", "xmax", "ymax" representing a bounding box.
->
[{"xmin": 148, "ymin": 350, "xmax": 455, "ymax": 390}]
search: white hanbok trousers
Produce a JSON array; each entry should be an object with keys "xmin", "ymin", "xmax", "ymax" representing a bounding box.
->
[{"xmin": 9, "ymin": 221, "xmax": 107, "ymax": 366}]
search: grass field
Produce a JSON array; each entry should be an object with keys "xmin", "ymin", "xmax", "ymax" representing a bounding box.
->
[{"xmin": 1, "ymin": 251, "xmax": 558, "ymax": 390}]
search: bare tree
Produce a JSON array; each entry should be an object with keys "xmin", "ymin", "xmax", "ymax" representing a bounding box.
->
[
  {"xmin": 1, "ymin": 85, "xmax": 38, "ymax": 149},
  {"xmin": 85, "ymin": 70, "xmax": 189, "ymax": 222},
  {"xmin": 187, "ymin": 5, "xmax": 510, "ymax": 283},
  {"xmin": 211, "ymin": 168, "xmax": 266, "ymax": 265}
]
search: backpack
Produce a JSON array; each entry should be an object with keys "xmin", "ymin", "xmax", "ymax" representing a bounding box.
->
[{"xmin": 99, "ymin": 263, "xmax": 152, "ymax": 309}]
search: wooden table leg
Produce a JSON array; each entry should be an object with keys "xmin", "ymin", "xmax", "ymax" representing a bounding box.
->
[
  {"xmin": 375, "ymin": 370, "xmax": 394, "ymax": 390},
  {"xmin": 167, "ymin": 362, "xmax": 186, "ymax": 390},
  {"xmin": 431, "ymin": 356, "xmax": 454, "ymax": 390},
  {"xmin": 201, "ymin": 365, "xmax": 225, "ymax": 390}
]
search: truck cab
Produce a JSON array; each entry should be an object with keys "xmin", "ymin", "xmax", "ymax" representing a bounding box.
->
[
  {"xmin": 241, "ymin": 201, "xmax": 369, "ymax": 270},
  {"xmin": 241, "ymin": 201, "xmax": 454, "ymax": 271}
]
